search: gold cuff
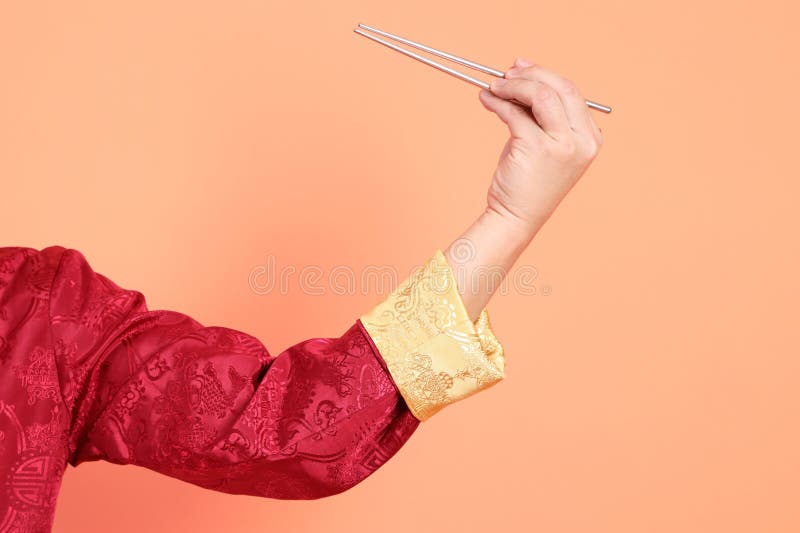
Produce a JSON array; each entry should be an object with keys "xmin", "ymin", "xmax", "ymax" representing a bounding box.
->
[{"xmin": 359, "ymin": 249, "xmax": 506, "ymax": 421}]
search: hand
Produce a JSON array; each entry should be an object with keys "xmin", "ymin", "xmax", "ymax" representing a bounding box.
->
[
  {"xmin": 478, "ymin": 57, "xmax": 603, "ymax": 237},
  {"xmin": 443, "ymin": 58, "xmax": 605, "ymax": 320}
]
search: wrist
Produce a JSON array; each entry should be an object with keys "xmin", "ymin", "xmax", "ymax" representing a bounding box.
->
[
  {"xmin": 480, "ymin": 206, "xmax": 541, "ymax": 250},
  {"xmin": 443, "ymin": 208, "xmax": 538, "ymax": 320}
]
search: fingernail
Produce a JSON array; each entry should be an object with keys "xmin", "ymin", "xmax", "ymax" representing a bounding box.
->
[
  {"xmin": 506, "ymin": 67, "xmax": 520, "ymax": 77},
  {"xmin": 492, "ymin": 78, "xmax": 507, "ymax": 89},
  {"xmin": 515, "ymin": 58, "xmax": 533, "ymax": 67}
]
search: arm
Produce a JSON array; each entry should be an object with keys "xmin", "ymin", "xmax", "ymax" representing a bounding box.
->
[
  {"xmin": 43, "ymin": 57, "xmax": 601, "ymax": 502},
  {"xmin": 50, "ymin": 245, "xmax": 504, "ymax": 499}
]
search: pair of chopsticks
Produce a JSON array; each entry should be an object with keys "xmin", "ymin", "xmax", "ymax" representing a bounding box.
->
[{"xmin": 353, "ymin": 23, "xmax": 612, "ymax": 114}]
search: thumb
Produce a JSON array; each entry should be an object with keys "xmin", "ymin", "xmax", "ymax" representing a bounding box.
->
[{"xmin": 478, "ymin": 89, "xmax": 540, "ymax": 140}]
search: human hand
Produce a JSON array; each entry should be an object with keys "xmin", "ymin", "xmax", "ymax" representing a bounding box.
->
[{"xmin": 478, "ymin": 57, "xmax": 603, "ymax": 237}]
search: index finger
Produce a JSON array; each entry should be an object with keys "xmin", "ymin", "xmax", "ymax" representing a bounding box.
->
[
  {"xmin": 508, "ymin": 59, "xmax": 600, "ymax": 142},
  {"xmin": 490, "ymin": 76, "xmax": 572, "ymax": 142}
]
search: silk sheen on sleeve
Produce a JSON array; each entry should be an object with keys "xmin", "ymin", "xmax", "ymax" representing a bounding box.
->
[
  {"xmin": 1, "ymin": 243, "xmax": 506, "ymax": 528},
  {"xmin": 49, "ymin": 247, "xmax": 421, "ymax": 500}
]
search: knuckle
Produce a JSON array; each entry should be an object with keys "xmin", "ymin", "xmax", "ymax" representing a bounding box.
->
[
  {"xmin": 590, "ymin": 129, "xmax": 604, "ymax": 152},
  {"xmin": 491, "ymin": 78, "xmax": 508, "ymax": 91},
  {"xmin": 540, "ymin": 140, "xmax": 559, "ymax": 157},
  {"xmin": 547, "ymin": 138, "xmax": 576, "ymax": 159},
  {"xmin": 561, "ymin": 139, "xmax": 578, "ymax": 157},
  {"xmin": 561, "ymin": 79, "xmax": 580, "ymax": 96},
  {"xmin": 534, "ymin": 84, "xmax": 557, "ymax": 104},
  {"xmin": 589, "ymin": 119, "xmax": 603, "ymax": 147},
  {"xmin": 584, "ymin": 138, "xmax": 600, "ymax": 158}
]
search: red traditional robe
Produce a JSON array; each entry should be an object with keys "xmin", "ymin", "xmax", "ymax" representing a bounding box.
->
[{"xmin": 0, "ymin": 245, "xmax": 505, "ymax": 532}]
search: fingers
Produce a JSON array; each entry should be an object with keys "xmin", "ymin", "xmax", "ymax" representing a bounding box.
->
[
  {"xmin": 489, "ymin": 75, "xmax": 571, "ymax": 142},
  {"xmin": 478, "ymin": 89, "xmax": 544, "ymax": 142},
  {"xmin": 508, "ymin": 58, "xmax": 602, "ymax": 146}
]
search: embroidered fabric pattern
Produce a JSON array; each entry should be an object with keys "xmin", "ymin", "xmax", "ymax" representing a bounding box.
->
[
  {"xmin": 0, "ymin": 246, "xmax": 429, "ymax": 532},
  {"xmin": 359, "ymin": 249, "xmax": 506, "ymax": 422}
]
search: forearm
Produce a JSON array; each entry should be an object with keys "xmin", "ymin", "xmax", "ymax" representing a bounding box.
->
[{"xmin": 444, "ymin": 207, "xmax": 543, "ymax": 322}]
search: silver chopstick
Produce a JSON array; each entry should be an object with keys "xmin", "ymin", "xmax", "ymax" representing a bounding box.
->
[{"xmin": 354, "ymin": 23, "xmax": 612, "ymax": 114}]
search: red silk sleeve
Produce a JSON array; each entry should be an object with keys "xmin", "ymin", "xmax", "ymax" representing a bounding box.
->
[
  {"xmin": 2, "ymin": 243, "xmax": 504, "ymax": 529},
  {"xmin": 49, "ymin": 246, "xmax": 420, "ymax": 499}
]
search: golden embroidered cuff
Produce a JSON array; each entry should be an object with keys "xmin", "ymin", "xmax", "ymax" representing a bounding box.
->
[{"xmin": 359, "ymin": 249, "xmax": 506, "ymax": 421}]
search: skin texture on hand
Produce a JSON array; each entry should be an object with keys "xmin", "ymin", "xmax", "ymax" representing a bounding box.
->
[{"xmin": 445, "ymin": 58, "xmax": 604, "ymax": 321}]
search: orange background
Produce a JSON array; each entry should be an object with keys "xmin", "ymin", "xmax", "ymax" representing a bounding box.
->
[{"xmin": 2, "ymin": 1, "xmax": 798, "ymax": 532}]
